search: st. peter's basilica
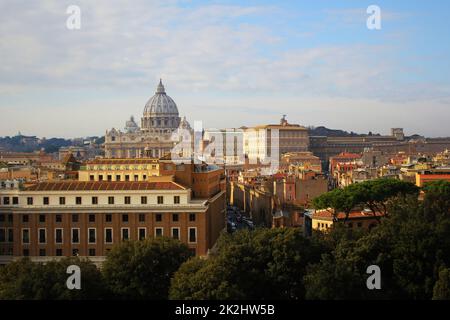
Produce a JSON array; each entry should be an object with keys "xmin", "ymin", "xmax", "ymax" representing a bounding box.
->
[{"xmin": 104, "ymin": 80, "xmax": 191, "ymax": 158}]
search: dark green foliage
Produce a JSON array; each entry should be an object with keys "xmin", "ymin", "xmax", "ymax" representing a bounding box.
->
[
  {"xmin": 313, "ymin": 178, "xmax": 419, "ymax": 220},
  {"xmin": 0, "ymin": 257, "xmax": 104, "ymax": 300},
  {"xmin": 169, "ymin": 228, "xmax": 329, "ymax": 300},
  {"xmin": 102, "ymin": 238, "xmax": 192, "ymax": 299}
]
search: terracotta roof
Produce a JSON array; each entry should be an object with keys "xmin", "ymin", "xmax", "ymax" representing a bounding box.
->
[
  {"xmin": 313, "ymin": 209, "xmax": 384, "ymax": 220},
  {"xmin": 331, "ymin": 152, "xmax": 361, "ymax": 159},
  {"xmin": 272, "ymin": 173, "xmax": 287, "ymax": 179},
  {"xmin": 24, "ymin": 181, "xmax": 184, "ymax": 191},
  {"xmin": 85, "ymin": 158, "xmax": 158, "ymax": 165}
]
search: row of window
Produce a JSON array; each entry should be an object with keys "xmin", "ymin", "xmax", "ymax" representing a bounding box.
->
[
  {"xmin": 0, "ymin": 227, "xmax": 197, "ymax": 245},
  {"xmin": 2, "ymin": 195, "xmax": 181, "ymax": 206},
  {"xmin": 88, "ymin": 174, "xmax": 158, "ymax": 182},
  {"xmin": 86, "ymin": 164, "xmax": 158, "ymax": 171},
  {"xmin": 317, "ymin": 222, "xmax": 365, "ymax": 229},
  {"xmin": 4, "ymin": 212, "xmax": 197, "ymax": 224}
]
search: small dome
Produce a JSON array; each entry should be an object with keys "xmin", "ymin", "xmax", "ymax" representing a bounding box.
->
[
  {"xmin": 178, "ymin": 116, "xmax": 192, "ymax": 131},
  {"xmin": 143, "ymin": 79, "xmax": 179, "ymax": 116},
  {"xmin": 125, "ymin": 116, "xmax": 139, "ymax": 133}
]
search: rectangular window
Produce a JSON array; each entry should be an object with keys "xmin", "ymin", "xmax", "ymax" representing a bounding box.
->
[
  {"xmin": 154, "ymin": 227, "xmax": 163, "ymax": 237},
  {"xmin": 22, "ymin": 214, "xmax": 29, "ymax": 223},
  {"xmin": 3, "ymin": 197, "xmax": 10, "ymax": 205},
  {"xmin": 174, "ymin": 196, "xmax": 180, "ymax": 204},
  {"xmin": 89, "ymin": 175, "xmax": 95, "ymax": 181},
  {"xmin": 155, "ymin": 214, "xmax": 162, "ymax": 222},
  {"xmin": 12, "ymin": 197, "xmax": 18, "ymax": 205},
  {"xmin": 107, "ymin": 175, "xmax": 112, "ymax": 182},
  {"xmin": 38, "ymin": 228, "xmax": 46, "ymax": 244},
  {"xmin": 121, "ymin": 228, "xmax": 130, "ymax": 241},
  {"xmin": 71, "ymin": 228, "xmax": 80, "ymax": 244},
  {"xmin": 124, "ymin": 196, "xmax": 131, "ymax": 205},
  {"xmin": 59, "ymin": 197, "xmax": 66, "ymax": 205},
  {"xmin": 56, "ymin": 249, "xmax": 63, "ymax": 256},
  {"xmin": 134, "ymin": 175, "xmax": 139, "ymax": 181},
  {"xmin": 125, "ymin": 175, "xmax": 130, "ymax": 181},
  {"xmin": 171, "ymin": 227, "xmax": 180, "ymax": 240},
  {"xmin": 23, "ymin": 249, "xmax": 30, "ymax": 256},
  {"xmin": 55, "ymin": 214, "xmax": 62, "ymax": 223},
  {"xmin": 39, "ymin": 214, "xmax": 46, "ymax": 223},
  {"xmin": 72, "ymin": 249, "xmax": 79, "ymax": 256},
  {"xmin": 172, "ymin": 214, "xmax": 179, "ymax": 222},
  {"xmin": 138, "ymin": 228, "xmax": 146, "ymax": 240},
  {"xmin": 188, "ymin": 227, "xmax": 197, "ymax": 243},
  {"xmin": 141, "ymin": 196, "xmax": 147, "ymax": 205},
  {"xmin": 55, "ymin": 228, "xmax": 63, "ymax": 244},
  {"xmin": 7, "ymin": 228, "xmax": 13, "ymax": 242},
  {"xmin": 92, "ymin": 196, "xmax": 98, "ymax": 205},
  {"xmin": 99, "ymin": 175, "xmax": 103, "ymax": 181},
  {"xmin": 76, "ymin": 197, "xmax": 82, "ymax": 205},
  {"xmin": 22, "ymin": 229, "xmax": 30, "ymax": 244},
  {"xmin": 108, "ymin": 196, "xmax": 114, "ymax": 205},
  {"xmin": 27, "ymin": 197, "xmax": 33, "ymax": 205},
  {"xmin": 72, "ymin": 214, "xmax": 79, "ymax": 223},
  {"xmin": 122, "ymin": 214, "xmax": 129, "ymax": 222},
  {"xmin": 89, "ymin": 214, "xmax": 95, "ymax": 222},
  {"xmin": 7, "ymin": 214, "xmax": 12, "ymax": 223},
  {"xmin": 89, "ymin": 248, "xmax": 96, "ymax": 256},
  {"xmin": 43, "ymin": 197, "xmax": 49, "ymax": 205},
  {"xmin": 105, "ymin": 228, "xmax": 113, "ymax": 244},
  {"xmin": 39, "ymin": 249, "xmax": 46, "ymax": 257},
  {"xmin": 106, "ymin": 214, "xmax": 112, "ymax": 222},
  {"xmin": 0, "ymin": 214, "xmax": 4, "ymax": 222},
  {"xmin": 116, "ymin": 175, "xmax": 121, "ymax": 181},
  {"xmin": 0, "ymin": 229, "xmax": 5, "ymax": 242},
  {"xmin": 88, "ymin": 228, "xmax": 96, "ymax": 244},
  {"xmin": 157, "ymin": 196, "xmax": 164, "ymax": 204},
  {"xmin": 189, "ymin": 213, "xmax": 196, "ymax": 222},
  {"xmin": 138, "ymin": 214, "xmax": 146, "ymax": 222}
]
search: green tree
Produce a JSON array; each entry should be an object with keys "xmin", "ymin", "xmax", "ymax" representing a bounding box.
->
[
  {"xmin": 102, "ymin": 238, "xmax": 192, "ymax": 299},
  {"xmin": 307, "ymin": 185, "xmax": 450, "ymax": 300},
  {"xmin": 169, "ymin": 228, "xmax": 328, "ymax": 300},
  {"xmin": 0, "ymin": 257, "xmax": 104, "ymax": 300},
  {"xmin": 312, "ymin": 188, "xmax": 356, "ymax": 221},
  {"xmin": 313, "ymin": 178, "xmax": 419, "ymax": 220}
]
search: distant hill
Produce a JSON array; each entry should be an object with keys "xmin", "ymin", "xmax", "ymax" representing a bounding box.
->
[
  {"xmin": 307, "ymin": 126, "xmax": 373, "ymax": 137},
  {"xmin": 0, "ymin": 135, "xmax": 104, "ymax": 153}
]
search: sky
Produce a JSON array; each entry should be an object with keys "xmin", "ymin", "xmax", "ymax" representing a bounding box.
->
[{"xmin": 0, "ymin": 0, "xmax": 449, "ymax": 138}]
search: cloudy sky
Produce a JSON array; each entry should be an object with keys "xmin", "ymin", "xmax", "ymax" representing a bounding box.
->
[{"xmin": 1, "ymin": 0, "xmax": 449, "ymax": 138}]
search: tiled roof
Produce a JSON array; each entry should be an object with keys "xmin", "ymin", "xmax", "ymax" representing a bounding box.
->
[
  {"xmin": 85, "ymin": 158, "xmax": 158, "ymax": 165},
  {"xmin": 332, "ymin": 152, "xmax": 361, "ymax": 159},
  {"xmin": 313, "ymin": 209, "xmax": 384, "ymax": 220},
  {"xmin": 24, "ymin": 181, "xmax": 184, "ymax": 191}
]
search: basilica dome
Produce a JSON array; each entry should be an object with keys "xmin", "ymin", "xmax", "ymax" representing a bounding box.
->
[
  {"xmin": 141, "ymin": 79, "xmax": 180, "ymax": 132},
  {"xmin": 143, "ymin": 80, "xmax": 179, "ymax": 116}
]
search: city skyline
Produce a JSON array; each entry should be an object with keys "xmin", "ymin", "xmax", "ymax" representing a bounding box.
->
[{"xmin": 1, "ymin": 0, "xmax": 450, "ymax": 138}]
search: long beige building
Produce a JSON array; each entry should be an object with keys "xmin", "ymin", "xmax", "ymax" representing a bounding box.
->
[
  {"xmin": 243, "ymin": 116, "xmax": 309, "ymax": 164},
  {"xmin": 79, "ymin": 158, "xmax": 160, "ymax": 181}
]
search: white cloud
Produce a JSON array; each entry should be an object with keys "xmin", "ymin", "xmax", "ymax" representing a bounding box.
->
[{"xmin": 0, "ymin": 0, "xmax": 448, "ymax": 137}]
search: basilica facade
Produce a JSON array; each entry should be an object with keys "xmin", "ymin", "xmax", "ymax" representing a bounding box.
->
[{"xmin": 104, "ymin": 80, "xmax": 191, "ymax": 158}]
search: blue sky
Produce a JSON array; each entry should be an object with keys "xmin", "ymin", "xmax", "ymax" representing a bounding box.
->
[{"xmin": 0, "ymin": 0, "xmax": 449, "ymax": 137}]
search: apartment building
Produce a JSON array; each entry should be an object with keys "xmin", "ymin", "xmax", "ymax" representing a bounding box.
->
[{"xmin": 0, "ymin": 177, "xmax": 225, "ymax": 264}]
